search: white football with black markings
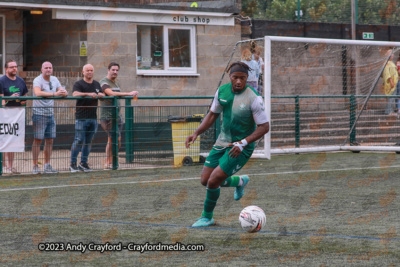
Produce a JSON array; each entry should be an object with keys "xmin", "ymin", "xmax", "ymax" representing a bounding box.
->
[{"xmin": 239, "ymin": 205, "xmax": 266, "ymax": 233}]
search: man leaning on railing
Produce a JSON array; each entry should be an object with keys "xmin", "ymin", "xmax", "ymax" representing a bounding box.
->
[
  {"xmin": 0, "ymin": 60, "xmax": 28, "ymax": 175},
  {"xmin": 99, "ymin": 62, "xmax": 138, "ymax": 170},
  {"xmin": 32, "ymin": 61, "xmax": 68, "ymax": 174},
  {"xmin": 70, "ymin": 64, "xmax": 105, "ymax": 173}
]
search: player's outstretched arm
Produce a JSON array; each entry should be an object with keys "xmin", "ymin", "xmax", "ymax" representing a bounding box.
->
[
  {"xmin": 245, "ymin": 122, "xmax": 269, "ymax": 144},
  {"xmin": 185, "ymin": 111, "xmax": 219, "ymax": 148}
]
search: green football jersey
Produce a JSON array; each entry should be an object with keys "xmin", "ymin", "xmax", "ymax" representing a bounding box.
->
[{"xmin": 211, "ymin": 83, "xmax": 268, "ymax": 152}]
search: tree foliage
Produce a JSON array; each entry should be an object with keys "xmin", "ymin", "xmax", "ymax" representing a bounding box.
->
[{"xmin": 242, "ymin": 0, "xmax": 400, "ymax": 25}]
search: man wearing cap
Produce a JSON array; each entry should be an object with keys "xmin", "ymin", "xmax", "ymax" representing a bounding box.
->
[{"xmin": 185, "ymin": 61, "xmax": 270, "ymax": 227}]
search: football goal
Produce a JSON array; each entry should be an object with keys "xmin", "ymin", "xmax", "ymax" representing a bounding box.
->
[
  {"xmin": 217, "ymin": 36, "xmax": 400, "ymax": 159},
  {"xmin": 264, "ymin": 36, "xmax": 400, "ymax": 155}
]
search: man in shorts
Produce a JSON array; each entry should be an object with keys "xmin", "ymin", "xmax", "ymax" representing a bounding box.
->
[
  {"xmin": 32, "ymin": 61, "xmax": 68, "ymax": 174},
  {"xmin": 185, "ymin": 61, "xmax": 270, "ymax": 227},
  {"xmin": 99, "ymin": 62, "xmax": 138, "ymax": 170}
]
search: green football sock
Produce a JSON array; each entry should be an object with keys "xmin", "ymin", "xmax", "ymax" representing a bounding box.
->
[
  {"xmin": 201, "ymin": 187, "xmax": 221, "ymax": 219},
  {"xmin": 220, "ymin": 176, "xmax": 240, "ymax": 187}
]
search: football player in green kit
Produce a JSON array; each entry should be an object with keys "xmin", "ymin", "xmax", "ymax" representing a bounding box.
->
[{"xmin": 185, "ymin": 62, "xmax": 270, "ymax": 227}]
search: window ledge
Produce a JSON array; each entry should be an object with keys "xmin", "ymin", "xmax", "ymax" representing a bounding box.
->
[{"xmin": 138, "ymin": 73, "xmax": 200, "ymax": 77}]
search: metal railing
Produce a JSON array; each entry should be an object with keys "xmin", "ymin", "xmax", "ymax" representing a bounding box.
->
[
  {"xmin": 1, "ymin": 94, "xmax": 398, "ymax": 175},
  {"xmin": 271, "ymin": 95, "xmax": 400, "ymax": 150},
  {"xmin": 0, "ymin": 96, "xmax": 215, "ymax": 175}
]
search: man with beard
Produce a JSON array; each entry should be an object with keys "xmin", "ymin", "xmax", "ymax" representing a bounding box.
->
[
  {"xmin": 99, "ymin": 62, "xmax": 138, "ymax": 170},
  {"xmin": 0, "ymin": 60, "xmax": 28, "ymax": 174}
]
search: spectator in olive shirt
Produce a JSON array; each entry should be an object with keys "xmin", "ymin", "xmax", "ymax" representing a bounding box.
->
[{"xmin": 99, "ymin": 62, "xmax": 138, "ymax": 170}]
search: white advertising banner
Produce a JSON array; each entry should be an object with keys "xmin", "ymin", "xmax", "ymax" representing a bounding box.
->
[{"xmin": 0, "ymin": 107, "xmax": 25, "ymax": 152}]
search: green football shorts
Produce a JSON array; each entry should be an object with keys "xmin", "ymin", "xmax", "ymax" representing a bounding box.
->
[{"xmin": 204, "ymin": 146, "xmax": 253, "ymax": 176}]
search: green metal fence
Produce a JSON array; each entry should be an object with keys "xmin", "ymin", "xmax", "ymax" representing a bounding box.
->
[
  {"xmin": 1, "ymin": 94, "xmax": 399, "ymax": 175},
  {"xmin": 0, "ymin": 96, "xmax": 215, "ymax": 175}
]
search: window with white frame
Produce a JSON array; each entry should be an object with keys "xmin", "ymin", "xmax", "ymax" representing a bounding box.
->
[{"xmin": 137, "ymin": 25, "xmax": 197, "ymax": 75}]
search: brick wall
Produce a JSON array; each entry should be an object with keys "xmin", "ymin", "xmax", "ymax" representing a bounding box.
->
[
  {"xmin": 25, "ymin": 71, "xmax": 83, "ymax": 93},
  {"xmin": 196, "ymin": 24, "xmax": 241, "ymax": 95},
  {"xmin": 87, "ymin": 21, "xmax": 242, "ymax": 105},
  {"xmin": 87, "ymin": 20, "xmax": 137, "ymax": 91},
  {"xmin": 24, "ymin": 11, "xmax": 87, "ymax": 73}
]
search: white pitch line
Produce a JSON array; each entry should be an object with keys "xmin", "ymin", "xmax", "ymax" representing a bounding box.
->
[
  {"xmin": 0, "ymin": 164, "xmax": 399, "ymax": 192},
  {"xmin": 0, "ymin": 177, "xmax": 199, "ymax": 192},
  {"xmin": 249, "ymin": 164, "xmax": 400, "ymax": 176}
]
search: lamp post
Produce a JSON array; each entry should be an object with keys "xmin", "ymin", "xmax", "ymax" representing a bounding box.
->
[
  {"xmin": 351, "ymin": 0, "xmax": 358, "ymax": 39},
  {"xmin": 297, "ymin": 0, "xmax": 301, "ymax": 22}
]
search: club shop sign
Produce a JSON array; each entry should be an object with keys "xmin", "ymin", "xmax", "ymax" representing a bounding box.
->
[
  {"xmin": 53, "ymin": 8, "xmax": 234, "ymax": 26},
  {"xmin": 173, "ymin": 15, "xmax": 210, "ymax": 24}
]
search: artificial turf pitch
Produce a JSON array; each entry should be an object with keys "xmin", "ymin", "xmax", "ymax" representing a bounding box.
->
[{"xmin": 0, "ymin": 152, "xmax": 398, "ymax": 266}]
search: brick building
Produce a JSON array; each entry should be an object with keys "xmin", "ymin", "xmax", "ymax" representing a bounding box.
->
[{"xmin": 0, "ymin": 0, "xmax": 241, "ymax": 100}]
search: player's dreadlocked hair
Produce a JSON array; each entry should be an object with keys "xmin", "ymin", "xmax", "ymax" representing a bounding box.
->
[{"xmin": 227, "ymin": 61, "xmax": 253, "ymax": 74}]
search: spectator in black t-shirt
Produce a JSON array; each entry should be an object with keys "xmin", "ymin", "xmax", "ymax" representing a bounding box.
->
[{"xmin": 69, "ymin": 64, "xmax": 104, "ymax": 172}]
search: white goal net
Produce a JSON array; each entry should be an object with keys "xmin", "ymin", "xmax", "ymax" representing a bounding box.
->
[{"xmin": 264, "ymin": 36, "xmax": 400, "ymax": 155}]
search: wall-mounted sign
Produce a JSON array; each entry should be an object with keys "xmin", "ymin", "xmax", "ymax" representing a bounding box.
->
[
  {"xmin": 172, "ymin": 15, "xmax": 210, "ymax": 24},
  {"xmin": 362, "ymin": 32, "xmax": 374, "ymax": 40},
  {"xmin": 80, "ymin": 41, "xmax": 88, "ymax": 56},
  {"xmin": 54, "ymin": 9, "xmax": 234, "ymax": 26}
]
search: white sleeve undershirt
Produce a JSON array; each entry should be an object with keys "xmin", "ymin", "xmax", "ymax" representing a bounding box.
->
[
  {"xmin": 251, "ymin": 96, "xmax": 269, "ymax": 125},
  {"xmin": 210, "ymin": 89, "xmax": 223, "ymax": 113}
]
